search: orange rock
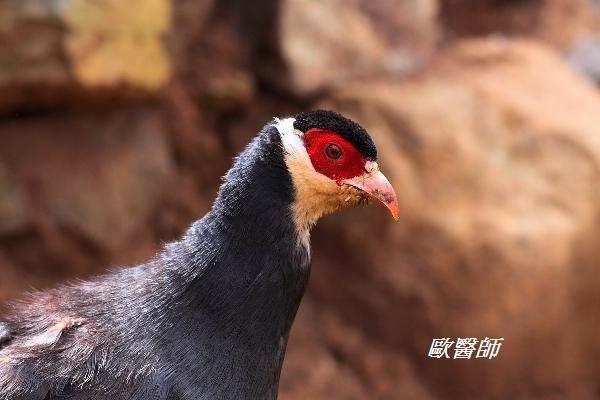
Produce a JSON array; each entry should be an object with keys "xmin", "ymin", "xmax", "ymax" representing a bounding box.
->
[
  {"xmin": 279, "ymin": 0, "xmax": 439, "ymax": 94},
  {"xmin": 440, "ymin": 0, "xmax": 600, "ymax": 50},
  {"xmin": 306, "ymin": 38, "xmax": 600, "ymax": 398}
]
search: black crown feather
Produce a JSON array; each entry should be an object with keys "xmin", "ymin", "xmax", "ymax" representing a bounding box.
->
[{"xmin": 293, "ymin": 109, "xmax": 377, "ymax": 160}]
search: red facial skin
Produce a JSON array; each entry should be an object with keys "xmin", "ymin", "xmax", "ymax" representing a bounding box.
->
[
  {"xmin": 303, "ymin": 128, "xmax": 367, "ymax": 182},
  {"xmin": 303, "ymin": 127, "xmax": 400, "ymax": 220}
]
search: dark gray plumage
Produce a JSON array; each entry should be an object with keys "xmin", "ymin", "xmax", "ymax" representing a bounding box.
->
[{"xmin": 0, "ymin": 123, "xmax": 310, "ymax": 400}]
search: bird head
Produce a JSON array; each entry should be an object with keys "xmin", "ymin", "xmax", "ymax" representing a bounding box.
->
[{"xmin": 275, "ymin": 110, "xmax": 398, "ymax": 233}]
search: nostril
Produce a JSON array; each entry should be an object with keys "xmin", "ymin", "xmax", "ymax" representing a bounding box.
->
[{"xmin": 364, "ymin": 161, "xmax": 379, "ymax": 174}]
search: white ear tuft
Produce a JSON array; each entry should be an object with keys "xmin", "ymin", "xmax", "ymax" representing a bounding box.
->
[
  {"xmin": 273, "ymin": 117, "xmax": 295, "ymax": 135},
  {"xmin": 274, "ymin": 117, "xmax": 308, "ymax": 161}
]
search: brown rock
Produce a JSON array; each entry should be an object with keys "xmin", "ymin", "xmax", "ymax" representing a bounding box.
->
[
  {"xmin": 280, "ymin": 299, "xmax": 436, "ymax": 400},
  {"xmin": 168, "ymin": 0, "xmax": 214, "ymax": 59},
  {"xmin": 569, "ymin": 217, "xmax": 600, "ymax": 398},
  {"xmin": 568, "ymin": 35, "xmax": 600, "ymax": 83},
  {"xmin": 0, "ymin": 163, "xmax": 28, "ymax": 235},
  {"xmin": 279, "ymin": 0, "xmax": 439, "ymax": 93},
  {"xmin": 0, "ymin": 107, "xmax": 174, "ymax": 252},
  {"xmin": 440, "ymin": 0, "xmax": 600, "ymax": 50},
  {"xmin": 307, "ymin": 38, "xmax": 600, "ymax": 398},
  {"xmin": 0, "ymin": 0, "xmax": 175, "ymax": 111}
]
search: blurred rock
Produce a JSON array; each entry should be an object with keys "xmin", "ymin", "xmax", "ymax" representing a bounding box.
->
[
  {"xmin": 440, "ymin": 0, "xmax": 600, "ymax": 50},
  {"xmin": 568, "ymin": 35, "xmax": 600, "ymax": 83},
  {"xmin": 0, "ymin": 107, "xmax": 174, "ymax": 258},
  {"xmin": 163, "ymin": 0, "xmax": 273, "ymax": 187},
  {"xmin": 569, "ymin": 217, "xmax": 600, "ymax": 398},
  {"xmin": 177, "ymin": 0, "xmax": 256, "ymax": 109},
  {"xmin": 280, "ymin": 0, "xmax": 439, "ymax": 93},
  {"xmin": 169, "ymin": 0, "xmax": 214, "ymax": 59},
  {"xmin": 0, "ymin": 107, "xmax": 176, "ymax": 304},
  {"xmin": 281, "ymin": 299, "xmax": 436, "ymax": 400},
  {"xmin": 0, "ymin": 163, "xmax": 28, "ymax": 235},
  {"xmin": 309, "ymin": 38, "xmax": 600, "ymax": 398},
  {"xmin": 0, "ymin": 0, "xmax": 174, "ymax": 111}
]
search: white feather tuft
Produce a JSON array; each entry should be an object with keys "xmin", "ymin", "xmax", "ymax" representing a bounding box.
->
[
  {"xmin": 273, "ymin": 117, "xmax": 312, "ymax": 252},
  {"xmin": 274, "ymin": 118, "xmax": 308, "ymax": 161}
]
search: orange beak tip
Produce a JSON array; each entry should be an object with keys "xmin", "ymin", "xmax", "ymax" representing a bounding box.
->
[{"xmin": 343, "ymin": 170, "xmax": 399, "ymax": 221}]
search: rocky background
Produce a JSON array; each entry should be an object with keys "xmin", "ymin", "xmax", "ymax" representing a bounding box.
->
[{"xmin": 2, "ymin": 0, "xmax": 600, "ymax": 398}]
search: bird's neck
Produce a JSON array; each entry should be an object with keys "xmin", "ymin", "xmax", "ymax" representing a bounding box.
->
[
  {"xmin": 171, "ymin": 123, "xmax": 310, "ymax": 347},
  {"xmin": 146, "ymin": 125, "xmax": 310, "ymax": 396}
]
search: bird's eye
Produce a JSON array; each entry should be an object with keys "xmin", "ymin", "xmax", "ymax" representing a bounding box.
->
[{"xmin": 324, "ymin": 143, "xmax": 343, "ymax": 160}]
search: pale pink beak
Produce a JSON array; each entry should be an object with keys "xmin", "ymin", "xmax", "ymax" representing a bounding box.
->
[{"xmin": 341, "ymin": 163, "xmax": 399, "ymax": 220}]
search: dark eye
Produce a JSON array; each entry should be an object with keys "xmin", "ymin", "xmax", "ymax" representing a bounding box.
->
[{"xmin": 324, "ymin": 143, "xmax": 343, "ymax": 160}]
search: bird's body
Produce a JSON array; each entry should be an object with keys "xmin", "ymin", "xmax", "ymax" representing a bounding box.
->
[{"xmin": 0, "ymin": 111, "xmax": 397, "ymax": 400}]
